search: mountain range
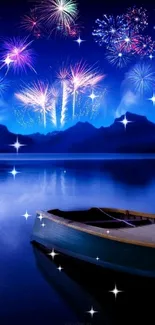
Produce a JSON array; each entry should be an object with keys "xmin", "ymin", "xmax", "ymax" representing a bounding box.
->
[{"xmin": 1, "ymin": 112, "xmax": 155, "ymax": 153}]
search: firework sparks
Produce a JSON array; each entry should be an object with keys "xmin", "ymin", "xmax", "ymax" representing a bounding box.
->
[
  {"xmin": 37, "ymin": 0, "xmax": 78, "ymax": 33},
  {"xmin": 125, "ymin": 63, "xmax": 155, "ymax": 95},
  {"xmin": 21, "ymin": 9, "xmax": 43, "ymax": 39},
  {"xmin": 135, "ymin": 35, "xmax": 155, "ymax": 57},
  {"xmin": 106, "ymin": 44, "xmax": 131, "ymax": 68},
  {"xmin": 2, "ymin": 37, "xmax": 36, "ymax": 73},
  {"xmin": 58, "ymin": 68, "xmax": 69, "ymax": 126},
  {"xmin": 15, "ymin": 81, "xmax": 52, "ymax": 127},
  {"xmin": 0, "ymin": 76, "xmax": 10, "ymax": 96},
  {"xmin": 119, "ymin": 29, "xmax": 141, "ymax": 54},
  {"xmin": 51, "ymin": 87, "xmax": 58, "ymax": 127},
  {"xmin": 125, "ymin": 6, "xmax": 148, "ymax": 32},
  {"xmin": 65, "ymin": 22, "xmax": 81, "ymax": 37},
  {"xmin": 69, "ymin": 61, "xmax": 104, "ymax": 117},
  {"xmin": 92, "ymin": 14, "xmax": 126, "ymax": 47}
]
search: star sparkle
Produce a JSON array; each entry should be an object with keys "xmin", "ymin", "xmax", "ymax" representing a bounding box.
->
[
  {"xmin": 48, "ymin": 249, "xmax": 59, "ymax": 259},
  {"xmin": 3, "ymin": 55, "xmax": 14, "ymax": 66},
  {"xmin": 74, "ymin": 36, "xmax": 85, "ymax": 46},
  {"xmin": 149, "ymin": 95, "xmax": 155, "ymax": 104},
  {"xmin": 149, "ymin": 54, "xmax": 153, "ymax": 59},
  {"xmin": 23, "ymin": 210, "xmax": 31, "ymax": 220},
  {"xmin": 8, "ymin": 166, "xmax": 20, "ymax": 178},
  {"xmin": 87, "ymin": 306, "xmax": 98, "ymax": 317},
  {"xmin": 119, "ymin": 115, "xmax": 132, "ymax": 129},
  {"xmin": 89, "ymin": 91, "xmax": 98, "ymax": 101},
  {"xmin": 41, "ymin": 222, "xmax": 46, "ymax": 227},
  {"xmin": 57, "ymin": 266, "xmax": 63, "ymax": 271},
  {"xmin": 37, "ymin": 214, "xmax": 43, "ymax": 221},
  {"xmin": 96, "ymin": 256, "xmax": 100, "ymax": 260},
  {"xmin": 9, "ymin": 137, "xmax": 26, "ymax": 153},
  {"xmin": 109, "ymin": 285, "xmax": 122, "ymax": 298}
]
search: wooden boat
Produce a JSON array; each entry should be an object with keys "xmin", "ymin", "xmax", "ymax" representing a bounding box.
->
[{"xmin": 31, "ymin": 207, "xmax": 155, "ymax": 277}]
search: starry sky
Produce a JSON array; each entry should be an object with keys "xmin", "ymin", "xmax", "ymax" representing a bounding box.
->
[{"xmin": 0, "ymin": 0, "xmax": 155, "ymax": 134}]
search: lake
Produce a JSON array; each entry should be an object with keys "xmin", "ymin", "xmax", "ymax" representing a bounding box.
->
[{"xmin": 1, "ymin": 157, "xmax": 155, "ymax": 325}]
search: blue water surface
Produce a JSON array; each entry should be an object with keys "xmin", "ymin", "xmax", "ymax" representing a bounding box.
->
[{"xmin": 1, "ymin": 156, "xmax": 155, "ymax": 325}]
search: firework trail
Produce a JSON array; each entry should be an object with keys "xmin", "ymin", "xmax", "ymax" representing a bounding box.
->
[
  {"xmin": 1, "ymin": 37, "xmax": 36, "ymax": 74},
  {"xmin": 15, "ymin": 81, "xmax": 52, "ymax": 127},
  {"xmin": 36, "ymin": 0, "xmax": 78, "ymax": 34},
  {"xmin": 58, "ymin": 68, "xmax": 69, "ymax": 126},
  {"xmin": 125, "ymin": 63, "xmax": 155, "ymax": 95},
  {"xmin": 51, "ymin": 87, "xmax": 58, "ymax": 126}
]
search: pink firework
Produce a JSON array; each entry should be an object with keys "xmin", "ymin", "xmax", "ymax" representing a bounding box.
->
[
  {"xmin": 65, "ymin": 22, "xmax": 82, "ymax": 38},
  {"xmin": 118, "ymin": 29, "xmax": 141, "ymax": 54},
  {"xmin": 21, "ymin": 9, "xmax": 43, "ymax": 39},
  {"xmin": 125, "ymin": 6, "xmax": 148, "ymax": 32},
  {"xmin": 134, "ymin": 35, "xmax": 155, "ymax": 56},
  {"xmin": 2, "ymin": 37, "xmax": 36, "ymax": 73}
]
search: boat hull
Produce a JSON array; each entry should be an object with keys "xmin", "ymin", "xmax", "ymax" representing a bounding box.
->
[{"xmin": 32, "ymin": 213, "xmax": 155, "ymax": 278}]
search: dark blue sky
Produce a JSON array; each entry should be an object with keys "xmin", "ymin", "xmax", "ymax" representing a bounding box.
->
[{"xmin": 0, "ymin": 0, "xmax": 155, "ymax": 134}]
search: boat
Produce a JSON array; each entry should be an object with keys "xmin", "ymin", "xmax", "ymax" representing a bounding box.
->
[{"xmin": 31, "ymin": 207, "xmax": 155, "ymax": 277}]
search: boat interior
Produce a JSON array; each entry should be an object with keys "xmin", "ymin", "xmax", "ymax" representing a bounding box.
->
[{"xmin": 48, "ymin": 207, "xmax": 155, "ymax": 229}]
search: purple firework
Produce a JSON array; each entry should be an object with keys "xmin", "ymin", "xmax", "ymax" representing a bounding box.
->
[
  {"xmin": 2, "ymin": 37, "xmax": 36, "ymax": 73},
  {"xmin": 135, "ymin": 35, "xmax": 155, "ymax": 56},
  {"xmin": 125, "ymin": 6, "xmax": 148, "ymax": 32}
]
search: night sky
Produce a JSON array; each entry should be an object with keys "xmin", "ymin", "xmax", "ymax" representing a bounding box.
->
[{"xmin": 0, "ymin": 0, "xmax": 155, "ymax": 134}]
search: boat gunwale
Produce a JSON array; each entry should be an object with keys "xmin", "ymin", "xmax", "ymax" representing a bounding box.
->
[{"xmin": 36, "ymin": 208, "xmax": 155, "ymax": 249}]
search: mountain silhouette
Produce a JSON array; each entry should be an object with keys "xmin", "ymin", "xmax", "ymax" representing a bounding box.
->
[{"xmin": 1, "ymin": 112, "xmax": 155, "ymax": 153}]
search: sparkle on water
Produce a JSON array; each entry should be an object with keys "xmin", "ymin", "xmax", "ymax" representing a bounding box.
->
[
  {"xmin": 110, "ymin": 285, "xmax": 122, "ymax": 298},
  {"xmin": 9, "ymin": 166, "xmax": 20, "ymax": 178},
  {"xmin": 87, "ymin": 306, "xmax": 98, "ymax": 317},
  {"xmin": 22, "ymin": 210, "xmax": 31, "ymax": 220},
  {"xmin": 37, "ymin": 214, "xmax": 43, "ymax": 221},
  {"xmin": 48, "ymin": 249, "xmax": 59, "ymax": 259}
]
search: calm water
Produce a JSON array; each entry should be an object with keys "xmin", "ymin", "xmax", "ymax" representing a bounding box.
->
[{"xmin": 1, "ymin": 158, "xmax": 155, "ymax": 325}]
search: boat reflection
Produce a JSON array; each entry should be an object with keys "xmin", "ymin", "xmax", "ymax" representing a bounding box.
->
[{"xmin": 32, "ymin": 242, "xmax": 155, "ymax": 325}]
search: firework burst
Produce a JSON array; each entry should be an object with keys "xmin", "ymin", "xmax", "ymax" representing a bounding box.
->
[
  {"xmin": 92, "ymin": 14, "xmax": 126, "ymax": 47},
  {"xmin": 15, "ymin": 81, "xmax": 52, "ymax": 127},
  {"xmin": 135, "ymin": 35, "xmax": 155, "ymax": 57},
  {"xmin": 125, "ymin": 63, "xmax": 155, "ymax": 95},
  {"xmin": 37, "ymin": 0, "xmax": 78, "ymax": 33},
  {"xmin": 106, "ymin": 44, "xmax": 131, "ymax": 68},
  {"xmin": 125, "ymin": 6, "xmax": 148, "ymax": 32},
  {"xmin": 69, "ymin": 61, "xmax": 104, "ymax": 117},
  {"xmin": 119, "ymin": 29, "xmax": 141, "ymax": 54},
  {"xmin": 21, "ymin": 9, "xmax": 43, "ymax": 39},
  {"xmin": 2, "ymin": 37, "xmax": 36, "ymax": 73}
]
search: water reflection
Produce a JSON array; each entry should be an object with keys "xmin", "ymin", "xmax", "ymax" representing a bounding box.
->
[
  {"xmin": 1, "ymin": 159, "xmax": 155, "ymax": 324},
  {"xmin": 32, "ymin": 242, "xmax": 155, "ymax": 325}
]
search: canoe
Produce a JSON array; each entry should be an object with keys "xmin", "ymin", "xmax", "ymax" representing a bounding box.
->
[{"xmin": 31, "ymin": 207, "xmax": 155, "ymax": 277}]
